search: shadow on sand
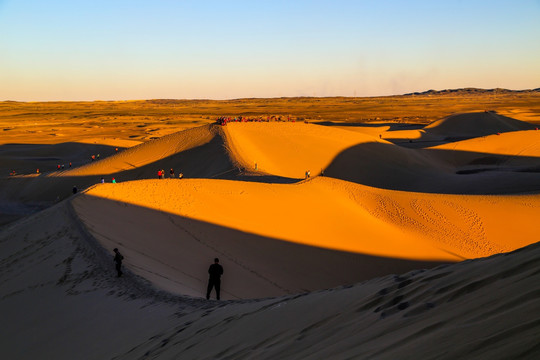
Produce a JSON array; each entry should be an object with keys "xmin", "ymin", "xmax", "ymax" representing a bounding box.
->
[
  {"xmin": 323, "ymin": 141, "xmax": 540, "ymax": 194},
  {"xmin": 75, "ymin": 193, "xmax": 454, "ymax": 300}
]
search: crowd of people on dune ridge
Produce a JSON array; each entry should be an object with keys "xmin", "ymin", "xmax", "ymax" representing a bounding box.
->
[{"xmin": 216, "ymin": 115, "xmax": 298, "ymax": 126}]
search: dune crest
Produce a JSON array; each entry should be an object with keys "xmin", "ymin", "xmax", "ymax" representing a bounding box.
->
[{"xmin": 57, "ymin": 124, "xmax": 220, "ymax": 176}]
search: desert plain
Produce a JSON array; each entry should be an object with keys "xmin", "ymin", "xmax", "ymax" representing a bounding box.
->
[{"xmin": 1, "ymin": 89, "xmax": 540, "ymax": 359}]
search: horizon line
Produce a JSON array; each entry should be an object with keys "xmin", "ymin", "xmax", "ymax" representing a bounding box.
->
[{"xmin": 2, "ymin": 87, "xmax": 539, "ymax": 103}]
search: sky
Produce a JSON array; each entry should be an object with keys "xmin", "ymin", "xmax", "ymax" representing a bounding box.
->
[{"xmin": 1, "ymin": 0, "xmax": 539, "ymax": 101}]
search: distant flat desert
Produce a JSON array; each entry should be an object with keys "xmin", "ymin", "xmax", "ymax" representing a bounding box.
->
[{"xmin": 1, "ymin": 91, "xmax": 540, "ymax": 359}]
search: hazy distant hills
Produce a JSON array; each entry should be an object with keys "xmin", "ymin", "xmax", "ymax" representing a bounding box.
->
[{"xmin": 404, "ymin": 87, "xmax": 540, "ymax": 96}]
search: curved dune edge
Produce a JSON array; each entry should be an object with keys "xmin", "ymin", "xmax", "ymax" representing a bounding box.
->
[
  {"xmin": 52, "ymin": 124, "xmax": 219, "ymax": 176},
  {"xmin": 71, "ymin": 177, "xmax": 540, "ymax": 299},
  {"xmin": 78, "ymin": 177, "xmax": 539, "ymax": 259},
  {"xmin": 222, "ymin": 121, "xmax": 377, "ymax": 178},
  {"xmin": 430, "ymin": 129, "xmax": 540, "ymax": 156},
  {"xmin": 76, "ymin": 178, "xmax": 457, "ymax": 261},
  {"xmin": 423, "ymin": 111, "xmax": 536, "ymax": 137}
]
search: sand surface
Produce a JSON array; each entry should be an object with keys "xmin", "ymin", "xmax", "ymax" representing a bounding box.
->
[{"xmin": 1, "ymin": 105, "xmax": 540, "ymax": 359}]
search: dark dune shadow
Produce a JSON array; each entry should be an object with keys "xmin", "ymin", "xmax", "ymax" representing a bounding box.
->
[
  {"xmin": 0, "ymin": 142, "xmax": 122, "ymax": 175},
  {"xmin": 384, "ymin": 112, "xmax": 537, "ymax": 148},
  {"xmin": 75, "ymin": 193, "xmax": 454, "ymax": 300},
  {"xmin": 315, "ymin": 121, "xmax": 425, "ymax": 132},
  {"xmin": 226, "ymin": 173, "xmax": 300, "ymax": 184},
  {"xmin": 110, "ymin": 134, "xmax": 236, "ymax": 180},
  {"xmin": 384, "ymin": 138, "xmax": 460, "ymax": 149},
  {"xmin": 0, "ymin": 137, "xmax": 300, "ymax": 225},
  {"xmin": 0, "ymin": 136, "xmax": 308, "ymax": 222},
  {"xmin": 323, "ymin": 142, "xmax": 540, "ymax": 195},
  {"xmin": 0, "ymin": 138, "xmax": 236, "ymax": 224}
]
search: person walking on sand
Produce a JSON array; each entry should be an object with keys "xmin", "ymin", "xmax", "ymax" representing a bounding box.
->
[
  {"xmin": 113, "ymin": 248, "xmax": 124, "ymax": 277},
  {"xmin": 170, "ymin": 168, "xmax": 175, "ymax": 178},
  {"xmin": 157, "ymin": 169, "xmax": 162, "ymax": 179},
  {"xmin": 206, "ymin": 258, "xmax": 224, "ymax": 300}
]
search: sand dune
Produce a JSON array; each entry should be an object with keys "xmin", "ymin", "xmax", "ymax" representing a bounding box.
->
[
  {"xmin": 71, "ymin": 176, "xmax": 539, "ymax": 299},
  {"xmin": 423, "ymin": 111, "xmax": 536, "ymax": 138},
  {"xmin": 0, "ymin": 125, "xmax": 235, "ymax": 211},
  {"xmin": 0, "ymin": 200, "xmax": 538, "ymax": 359},
  {"xmin": 431, "ymin": 129, "xmax": 540, "ymax": 157},
  {"xmin": 1, "ymin": 110, "xmax": 540, "ymax": 359},
  {"xmin": 223, "ymin": 121, "xmax": 376, "ymax": 178},
  {"xmin": 121, "ymin": 242, "xmax": 540, "ymax": 360},
  {"xmin": 4, "ymin": 114, "xmax": 539, "ymax": 211},
  {"xmin": 62, "ymin": 125, "xmax": 222, "ymax": 176}
]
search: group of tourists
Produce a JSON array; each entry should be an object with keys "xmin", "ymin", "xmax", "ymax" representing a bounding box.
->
[
  {"xmin": 216, "ymin": 115, "xmax": 295, "ymax": 126},
  {"xmin": 56, "ymin": 162, "xmax": 73, "ymax": 170},
  {"xmin": 157, "ymin": 168, "xmax": 183, "ymax": 179}
]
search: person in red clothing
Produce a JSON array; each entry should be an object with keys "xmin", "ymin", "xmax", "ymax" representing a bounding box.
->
[{"xmin": 157, "ymin": 169, "xmax": 162, "ymax": 179}]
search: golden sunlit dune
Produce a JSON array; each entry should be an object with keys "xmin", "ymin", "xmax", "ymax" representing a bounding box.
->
[
  {"xmin": 223, "ymin": 121, "xmax": 374, "ymax": 178},
  {"xmin": 431, "ymin": 129, "xmax": 540, "ymax": 157},
  {"xmin": 71, "ymin": 176, "xmax": 539, "ymax": 299}
]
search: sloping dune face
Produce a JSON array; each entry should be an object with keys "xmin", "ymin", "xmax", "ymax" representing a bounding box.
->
[
  {"xmin": 0, "ymin": 124, "xmax": 236, "ymax": 207},
  {"xmin": 119, "ymin": 242, "xmax": 540, "ymax": 360},
  {"xmin": 57, "ymin": 124, "xmax": 224, "ymax": 177},
  {"xmin": 223, "ymin": 121, "xmax": 376, "ymax": 178},
  {"xmin": 431, "ymin": 129, "xmax": 540, "ymax": 157},
  {"xmin": 73, "ymin": 176, "xmax": 540, "ymax": 299},
  {"xmin": 223, "ymin": 122, "xmax": 453, "ymax": 192},
  {"xmin": 423, "ymin": 111, "xmax": 536, "ymax": 138},
  {"xmin": 1, "ymin": 198, "xmax": 539, "ymax": 359}
]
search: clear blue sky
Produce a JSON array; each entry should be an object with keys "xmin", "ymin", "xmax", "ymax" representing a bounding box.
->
[{"xmin": 1, "ymin": 0, "xmax": 539, "ymax": 101}]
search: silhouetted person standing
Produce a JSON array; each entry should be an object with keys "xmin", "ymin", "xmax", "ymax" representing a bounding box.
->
[
  {"xmin": 206, "ymin": 258, "xmax": 223, "ymax": 300},
  {"xmin": 113, "ymin": 248, "xmax": 124, "ymax": 277}
]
